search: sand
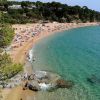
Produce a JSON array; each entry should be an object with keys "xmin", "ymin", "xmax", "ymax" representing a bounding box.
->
[
  {"xmin": 9, "ymin": 22, "xmax": 98, "ymax": 65},
  {"xmin": 6, "ymin": 86, "xmax": 36, "ymax": 100},
  {"xmin": 1, "ymin": 22, "xmax": 98, "ymax": 100}
]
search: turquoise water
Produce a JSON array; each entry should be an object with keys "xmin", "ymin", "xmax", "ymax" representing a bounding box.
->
[{"xmin": 32, "ymin": 26, "xmax": 100, "ymax": 100}]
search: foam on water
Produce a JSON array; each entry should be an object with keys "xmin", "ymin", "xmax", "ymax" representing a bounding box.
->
[
  {"xmin": 28, "ymin": 49, "xmax": 33, "ymax": 62},
  {"xmin": 39, "ymin": 83, "xmax": 55, "ymax": 91}
]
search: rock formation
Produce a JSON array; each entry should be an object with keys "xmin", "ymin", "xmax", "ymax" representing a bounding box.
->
[{"xmin": 56, "ymin": 79, "xmax": 74, "ymax": 89}]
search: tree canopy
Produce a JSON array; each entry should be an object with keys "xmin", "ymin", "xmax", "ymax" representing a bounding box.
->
[
  {"xmin": 0, "ymin": 53, "xmax": 23, "ymax": 80},
  {"xmin": 0, "ymin": 24, "xmax": 14, "ymax": 47},
  {"xmin": 0, "ymin": 1, "xmax": 100, "ymax": 24}
]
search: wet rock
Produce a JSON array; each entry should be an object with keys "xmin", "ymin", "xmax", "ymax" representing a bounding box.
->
[
  {"xmin": 28, "ymin": 84, "xmax": 39, "ymax": 91},
  {"xmin": 38, "ymin": 83, "xmax": 56, "ymax": 91},
  {"xmin": 56, "ymin": 79, "xmax": 74, "ymax": 89},
  {"xmin": 25, "ymin": 81, "xmax": 40, "ymax": 92}
]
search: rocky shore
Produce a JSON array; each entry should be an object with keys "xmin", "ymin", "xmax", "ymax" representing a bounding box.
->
[
  {"xmin": 0, "ymin": 67, "xmax": 74, "ymax": 92},
  {"xmin": 22, "ymin": 70, "xmax": 74, "ymax": 92}
]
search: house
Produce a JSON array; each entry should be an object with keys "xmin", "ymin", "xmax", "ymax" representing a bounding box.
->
[{"xmin": 8, "ymin": 5, "xmax": 22, "ymax": 9}]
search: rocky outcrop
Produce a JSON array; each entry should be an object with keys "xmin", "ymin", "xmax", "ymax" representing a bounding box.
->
[
  {"xmin": 26, "ymin": 71, "xmax": 75, "ymax": 91},
  {"xmin": 1, "ymin": 70, "xmax": 74, "ymax": 91},
  {"xmin": 56, "ymin": 79, "xmax": 74, "ymax": 89}
]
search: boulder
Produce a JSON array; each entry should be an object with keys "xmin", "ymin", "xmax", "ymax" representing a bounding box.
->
[
  {"xmin": 28, "ymin": 84, "xmax": 39, "ymax": 91},
  {"xmin": 26, "ymin": 81, "xmax": 40, "ymax": 91},
  {"xmin": 56, "ymin": 79, "xmax": 74, "ymax": 89}
]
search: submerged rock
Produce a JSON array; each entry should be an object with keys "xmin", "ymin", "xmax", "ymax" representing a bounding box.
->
[
  {"xmin": 87, "ymin": 74, "xmax": 100, "ymax": 84},
  {"xmin": 56, "ymin": 79, "xmax": 74, "ymax": 89}
]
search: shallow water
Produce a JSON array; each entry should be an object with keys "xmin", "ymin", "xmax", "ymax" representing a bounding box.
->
[{"xmin": 32, "ymin": 26, "xmax": 100, "ymax": 100}]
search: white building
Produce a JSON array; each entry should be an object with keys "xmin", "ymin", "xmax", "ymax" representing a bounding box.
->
[{"xmin": 8, "ymin": 5, "xmax": 22, "ymax": 9}]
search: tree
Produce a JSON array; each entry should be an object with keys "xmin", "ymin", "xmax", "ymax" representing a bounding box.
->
[
  {"xmin": 4, "ymin": 2, "xmax": 8, "ymax": 10},
  {"xmin": 0, "ymin": 1, "xmax": 100, "ymax": 23},
  {"xmin": 35, "ymin": 1, "xmax": 43, "ymax": 8},
  {"xmin": 21, "ymin": 1, "xmax": 28, "ymax": 8},
  {"xmin": 0, "ymin": 24, "xmax": 14, "ymax": 47},
  {"xmin": 0, "ymin": 0, "xmax": 7, "ymax": 3}
]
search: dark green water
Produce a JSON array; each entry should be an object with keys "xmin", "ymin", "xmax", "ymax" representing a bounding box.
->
[{"xmin": 32, "ymin": 26, "xmax": 100, "ymax": 100}]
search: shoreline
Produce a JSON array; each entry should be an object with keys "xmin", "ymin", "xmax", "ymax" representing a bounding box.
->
[
  {"xmin": 24, "ymin": 22, "xmax": 98, "ymax": 74},
  {"xmin": 10, "ymin": 22, "xmax": 98, "ymax": 65},
  {"xmin": 1, "ymin": 22, "xmax": 98, "ymax": 100}
]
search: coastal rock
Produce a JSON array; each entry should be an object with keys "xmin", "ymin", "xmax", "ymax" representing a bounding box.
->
[
  {"xmin": 26, "ymin": 81, "xmax": 40, "ymax": 91},
  {"xmin": 28, "ymin": 74, "xmax": 35, "ymax": 80},
  {"xmin": 56, "ymin": 79, "xmax": 74, "ymax": 89},
  {"xmin": 28, "ymin": 84, "xmax": 39, "ymax": 91}
]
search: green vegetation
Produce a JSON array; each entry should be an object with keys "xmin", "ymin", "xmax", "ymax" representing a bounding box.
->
[
  {"xmin": 0, "ymin": 24, "xmax": 23, "ymax": 80},
  {"xmin": 1, "ymin": 0, "xmax": 24, "ymax": 79},
  {"xmin": 0, "ymin": 1, "xmax": 100, "ymax": 24},
  {"xmin": 0, "ymin": 53, "xmax": 23, "ymax": 80},
  {"xmin": 0, "ymin": 24, "xmax": 14, "ymax": 47},
  {"xmin": 0, "ymin": 48, "xmax": 3, "ymax": 53}
]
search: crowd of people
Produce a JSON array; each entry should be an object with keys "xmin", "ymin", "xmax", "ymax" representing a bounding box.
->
[{"xmin": 8, "ymin": 22, "xmax": 97, "ymax": 63}]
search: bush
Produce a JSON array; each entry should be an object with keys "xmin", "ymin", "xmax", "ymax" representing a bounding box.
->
[
  {"xmin": 0, "ymin": 53, "xmax": 23, "ymax": 80},
  {"xmin": 0, "ymin": 63, "xmax": 23, "ymax": 80},
  {"xmin": 0, "ymin": 24, "xmax": 14, "ymax": 47}
]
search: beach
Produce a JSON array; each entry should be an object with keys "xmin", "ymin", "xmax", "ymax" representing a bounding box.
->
[
  {"xmin": 10, "ymin": 22, "xmax": 98, "ymax": 65},
  {"xmin": 1, "ymin": 22, "xmax": 98, "ymax": 100}
]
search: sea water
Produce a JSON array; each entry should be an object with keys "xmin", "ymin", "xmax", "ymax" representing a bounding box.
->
[{"xmin": 32, "ymin": 26, "xmax": 100, "ymax": 100}]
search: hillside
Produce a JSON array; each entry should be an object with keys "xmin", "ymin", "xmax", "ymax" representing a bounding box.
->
[{"xmin": 0, "ymin": 1, "xmax": 100, "ymax": 24}]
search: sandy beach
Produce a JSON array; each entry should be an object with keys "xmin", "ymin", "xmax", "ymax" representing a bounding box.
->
[
  {"xmin": 1, "ymin": 22, "xmax": 98, "ymax": 100},
  {"xmin": 9, "ymin": 22, "xmax": 98, "ymax": 65}
]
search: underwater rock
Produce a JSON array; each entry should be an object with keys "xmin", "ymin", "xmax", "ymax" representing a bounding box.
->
[
  {"xmin": 56, "ymin": 79, "xmax": 74, "ymax": 89},
  {"xmin": 87, "ymin": 74, "xmax": 100, "ymax": 84}
]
